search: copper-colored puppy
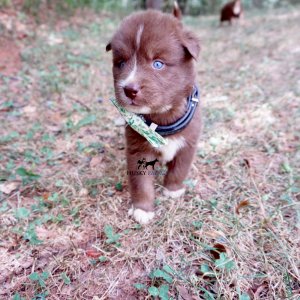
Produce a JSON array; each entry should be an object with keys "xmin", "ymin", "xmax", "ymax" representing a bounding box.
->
[
  {"xmin": 106, "ymin": 4, "xmax": 201, "ymax": 224},
  {"xmin": 220, "ymin": 0, "xmax": 243, "ymax": 25}
]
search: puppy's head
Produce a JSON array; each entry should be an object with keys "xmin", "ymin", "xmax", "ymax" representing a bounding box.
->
[{"xmin": 106, "ymin": 9, "xmax": 200, "ymax": 115}]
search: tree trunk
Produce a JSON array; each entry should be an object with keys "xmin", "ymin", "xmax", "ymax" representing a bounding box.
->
[{"xmin": 146, "ymin": 0, "xmax": 163, "ymax": 10}]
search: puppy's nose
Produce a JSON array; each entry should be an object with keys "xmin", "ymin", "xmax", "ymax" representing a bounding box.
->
[{"xmin": 124, "ymin": 83, "xmax": 140, "ymax": 100}]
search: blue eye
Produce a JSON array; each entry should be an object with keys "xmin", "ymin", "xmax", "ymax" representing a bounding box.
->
[
  {"xmin": 153, "ymin": 60, "xmax": 164, "ymax": 70},
  {"xmin": 118, "ymin": 61, "xmax": 126, "ymax": 68}
]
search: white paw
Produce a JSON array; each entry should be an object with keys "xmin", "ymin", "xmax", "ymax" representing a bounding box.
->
[
  {"xmin": 163, "ymin": 188, "xmax": 185, "ymax": 199},
  {"xmin": 128, "ymin": 207, "xmax": 155, "ymax": 224}
]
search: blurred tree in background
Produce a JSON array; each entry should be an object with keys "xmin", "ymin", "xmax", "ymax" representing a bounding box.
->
[{"xmin": 0, "ymin": 0, "xmax": 299, "ymax": 15}]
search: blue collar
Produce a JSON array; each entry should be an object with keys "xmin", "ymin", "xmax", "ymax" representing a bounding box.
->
[{"xmin": 140, "ymin": 86, "xmax": 200, "ymax": 136}]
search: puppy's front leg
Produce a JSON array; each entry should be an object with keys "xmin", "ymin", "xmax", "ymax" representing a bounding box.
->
[
  {"xmin": 163, "ymin": 146, "xmax": 197, "ymax": 198},
  {"xmin": 127, "ymin": 153, "xmax": 155, "ymax": 224}
]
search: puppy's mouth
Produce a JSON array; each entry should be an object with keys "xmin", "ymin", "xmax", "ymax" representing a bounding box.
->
[
  {"xmin": 115, "ymin": 86, "xmax": 173, "ymax": 115},
  {"xmin": 119, "ymin": 98, "xmax": 172, "ymax": 115},
  {"xmin": 116, "ymin": 91, "xmax": 152, "ymax": 114},
  {"xmin": 124, "ymin": 103, "xmax": 152, "ymax": 114}
]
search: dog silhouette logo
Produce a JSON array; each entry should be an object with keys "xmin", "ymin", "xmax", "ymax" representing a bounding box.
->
[{"xmin": 137, "ymin": 158, "xmax": 159, "ymax": 170}]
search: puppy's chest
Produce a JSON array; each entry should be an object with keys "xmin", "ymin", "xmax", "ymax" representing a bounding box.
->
[{"xmin": 155, "ymin": 136, "xmax": 186, "ymax": 163}]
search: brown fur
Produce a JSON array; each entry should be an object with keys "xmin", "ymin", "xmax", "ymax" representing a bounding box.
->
[
  {"xmin": 220, "ymin": 0, "xmax": 243, "ymax": 25},
  {"xmin": 106, "ymin": 8, "xmax": 201, "ymax": 215}
]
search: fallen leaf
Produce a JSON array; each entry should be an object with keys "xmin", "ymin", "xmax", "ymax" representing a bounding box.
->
[
  {"xmin": 42, "ymin": 192, "xmax": 50, "ymax": 200},
  {"xmin": 235, "ymin": 200, "xmax": 250, "ymax": 214},
  {"xmin": 0, "ymin": 107, "xmax": 12, "ymax": 112},
  {"xmin": 0, "ymin": 181, "xmax": 19, "ymax": 194},
  {"xmin": 86, "ymin": 249, "xmax": 102, "ymax": 258}
]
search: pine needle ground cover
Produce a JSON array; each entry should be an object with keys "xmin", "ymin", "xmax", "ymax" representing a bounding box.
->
[{"xmin": 0, "ymin": 7, "xmax": 299, "ymax": 299}]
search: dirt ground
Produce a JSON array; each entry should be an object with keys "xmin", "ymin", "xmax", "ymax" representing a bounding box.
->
[{"xmin": 0, "ymin": 5, "xmax": 299, "ymax": 300}]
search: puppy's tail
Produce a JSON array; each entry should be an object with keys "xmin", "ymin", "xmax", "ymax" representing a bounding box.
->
[{"xmin": 173, "ymin": 1, "xmax": 182, "ymax": 20}]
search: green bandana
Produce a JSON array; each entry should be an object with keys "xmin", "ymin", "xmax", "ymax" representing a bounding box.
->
[{"xmin": 110, "ymin": 98, "xmax": 168, "ymax": 148}]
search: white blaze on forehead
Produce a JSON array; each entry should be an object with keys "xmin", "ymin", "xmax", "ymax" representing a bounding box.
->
[
  {"xmin": 119, "ymin": 25, "xmax": 144, "ymax": 89},
  {"xmin": 119, "ymin": 55, "xmax": 137, "ymax": 88},
  {"xmin": 136, "ymin": 25, "xmax": 144, "ymax": 49}
]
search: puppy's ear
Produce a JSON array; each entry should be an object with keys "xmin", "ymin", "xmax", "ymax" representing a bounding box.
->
[
  {"xmin": 173, "ymin": 1, "xmax": 182, "ymax": 20},
  {"xmin": 106, "ymin": 42, "xmax": 112, "ymax": 52},
  {"xmin": 182, "ymin": 31, "xmax": 200, "ymax": 60}
]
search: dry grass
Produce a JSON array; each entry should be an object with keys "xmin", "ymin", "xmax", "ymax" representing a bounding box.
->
[{"xmin": 0, "ymin": 6, "xmax": 300, "ymax": 300}]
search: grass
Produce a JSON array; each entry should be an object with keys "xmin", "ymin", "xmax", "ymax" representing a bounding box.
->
[{"xmin": 0, "ymin": 6, "xmax": 300, "ymax": 300}]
